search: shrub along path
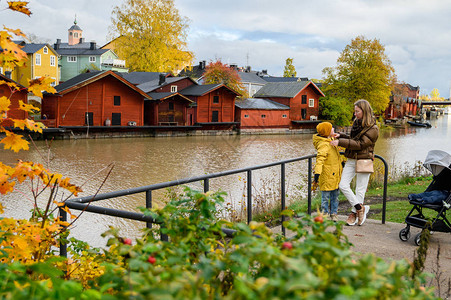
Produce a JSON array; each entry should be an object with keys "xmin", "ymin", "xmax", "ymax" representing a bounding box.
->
[{"xmin": 273, "ymin": 216, "xmax": 451, "ymax": 294}]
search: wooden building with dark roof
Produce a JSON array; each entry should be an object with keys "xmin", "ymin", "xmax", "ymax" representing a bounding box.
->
[
  {"xmin": 253, "ymin": 81, "xmax": 324, "ymax": 129},
  {"xmin": 41, "ymin": 70, "xmax": 151, "ymax": 127},
  {"xmin": 235, "ymin": 98, "xmax": 290, "ymax": 129}
]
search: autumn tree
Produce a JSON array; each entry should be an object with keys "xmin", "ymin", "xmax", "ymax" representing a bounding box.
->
[
  {"xmin": 322, "ymin": 36, "xmax": 396, "ymax": 114},
  {"xmin": 203, "ymin": 61, "xmax": 247, "ymax": 97},
  {"xmin": 108, "ymin": 0, "xmax": 193, "ymax": 73},
  {"xmin": 429, "ymin": 88, "xmax": 443, "ymax": 101},
  {"xmin": 283, "ymin": 58, "xmax": 297, "ymax": 78}
]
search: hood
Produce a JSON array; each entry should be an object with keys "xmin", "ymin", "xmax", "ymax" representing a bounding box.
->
[{"xmin": 312, "ymin": 134, "xmax": 331, "ymax": 148}]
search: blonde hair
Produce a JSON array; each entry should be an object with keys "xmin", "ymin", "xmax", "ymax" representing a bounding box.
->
[{"xmin": 354, "ymin": 99, "xmax": 374, "ymax": 127}]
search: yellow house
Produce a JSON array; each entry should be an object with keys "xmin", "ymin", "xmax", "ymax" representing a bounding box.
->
[{"xmin": 11, "ymin": 42, "xmax": 60, "ymax": 87}]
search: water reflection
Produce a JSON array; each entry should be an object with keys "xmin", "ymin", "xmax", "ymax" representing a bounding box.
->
[{"xmin": 1, "ymin": 114, "xmax": 450, "ymax": 247}]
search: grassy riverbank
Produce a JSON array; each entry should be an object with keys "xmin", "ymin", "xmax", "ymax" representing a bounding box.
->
[{"xmin": 254, "ymin": 175, "xmax": 435, "ymax": 225}]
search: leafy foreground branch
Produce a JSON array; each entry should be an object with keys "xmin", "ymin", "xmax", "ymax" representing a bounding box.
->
[{"xmin": 0, "ymin": 187, "xmax": 439, "ymax": 299}]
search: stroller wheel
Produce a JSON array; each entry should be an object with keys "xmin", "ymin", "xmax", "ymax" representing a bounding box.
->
[
  {"xmin": 399, "ymin": 228, "xmax": 410, "ymax": 241},
  {"xmin": 414, "ymin": 233, "xmax": 422, "ymax": 246}
]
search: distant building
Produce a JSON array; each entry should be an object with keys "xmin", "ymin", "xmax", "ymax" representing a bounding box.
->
[
  {"xmin": 235, "ymin": 98, "xmax": 290, "ymax": 129},
  {"xmin": 54, "ymin": 19, "xmax": 128, "ymax": 82},
  {"xmin": 0, "ymin": 74, "xmax": 28, "ymax": 127},
  {"xmin": 9, "ymin": 42, "xmax": 60, "ymax": 87},
  {"xmin": 386, "ymin": 83, "xmax": 420, "ymax": 119}
]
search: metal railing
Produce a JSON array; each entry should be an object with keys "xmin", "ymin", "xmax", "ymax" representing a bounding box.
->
[{"xmin": 60, "ymin": 154, "xmax": 388, "ymax": 257}]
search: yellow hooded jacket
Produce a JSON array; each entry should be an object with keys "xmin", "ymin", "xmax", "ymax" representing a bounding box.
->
[{"xmin": 312, "ymin": 134, "xmax": 343, "ymax": 191}]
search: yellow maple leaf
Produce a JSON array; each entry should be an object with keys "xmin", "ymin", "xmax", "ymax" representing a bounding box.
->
[
  {"xmin": 7, "ymin": 2, "xmax": 32, "ymax": 16},
  {"xmin": 13, "ymin": 236, "xmax": 28, "ymax": 250},
  {"xmin": 0, "ymin": 96, "xmax": 11, "ymax": 114},
  {"xmin": 0, "ymin": 131, "xmax": 29, "ymax": 152},
  {"xmin": 0, "ymin": 203, "xmax": 4, "ymax": 214},
  {"xmin": 0, "ymin": 29, "xmax": 27, "ymax": 60},
  {"xmin": 12, "ymin": 118, "xmax": 43, "ymax": 133},
  {"xmin": 27, "ymin": 77, "xmax": 56, "ymax": 98},
  {"xmin": 18, "ymin": 100, "xmax": 39, "ymax": 113}
]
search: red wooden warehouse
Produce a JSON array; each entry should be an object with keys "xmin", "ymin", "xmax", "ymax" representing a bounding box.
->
[
  {"xmin": 0, "ymin": 74, "xmax": 28, "ymax": 127},
  {"xmin": 235, "ymin": 98, "xmax": 290, "ymax": 128},
  {"xmin": 181, "ymin": 83, "xmax": 239, "ymax": 126},
  {"xmin": 253, "ymin": 81, "xmax": 324, "ymax": 129},
  {"xmin": 42, "ymin": 71, "xmax": 151, "ymax": 127}
]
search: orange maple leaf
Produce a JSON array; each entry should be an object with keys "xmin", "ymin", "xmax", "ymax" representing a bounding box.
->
[
  {"xmin": 0, "ymin": 131, "xmax": 29, "ymax": 152},
  {"xmin": 7, "ymin": 1, "xmax": 32, "ymax": 16},
  {"xmin": 0, "ymin": 180, "xmax": 15, "ymax": 195}
]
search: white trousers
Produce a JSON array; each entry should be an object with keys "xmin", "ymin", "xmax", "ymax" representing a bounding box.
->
[{"xmin": 339, "ymin": 159, "xmax": 371, "ymax": 213}]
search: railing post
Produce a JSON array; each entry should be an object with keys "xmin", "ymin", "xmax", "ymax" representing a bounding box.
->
[
  {"xmin": 59, "ymin": 207, "xmax": 67, "ymax": 257},
  {"xmin": 308, "ymin": 157, "xmax": 312, "ymax": 215},
  {"xmin": 146, "ymin": 190, "xmax": 152, "ymax": 229},
  {"xmin": 204, "ymin": 178, "xmax": 209, "ymax": 193},
  {"xmin": 247, "ymin": 170, "xmax": 252, "ymax": 224},
  {"xmin": 281, "ymin": 163, "xmax": 286, "ymax": 236},
  {"xmin": 376, "ymin": 155, "xmax": 389, "ymax": 224}
]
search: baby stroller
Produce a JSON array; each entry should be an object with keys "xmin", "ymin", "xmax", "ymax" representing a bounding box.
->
[{"xmin": 399, "ymin": 150, "xmax": 451, "ymax": 245}]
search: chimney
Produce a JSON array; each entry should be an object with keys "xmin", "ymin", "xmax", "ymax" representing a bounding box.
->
[
  {"xmin": 5, "ymin": 71, "xmax": 12, "ymax": 79},
  {"xmin": 159, "ymin": 73, "xmax": 166, "ymax": 85},
  {"xmin": 199, "ymin": 60, "xmax": 206, "ymax": 70},
  {"xmin": 246, "ymin": 66, "xmax": 251, "ymax": 72},
  {"xmin": 54, "ymin": 39, "xmax": 61, "ymax": 50},
  {"xmin": 262, "ymin": 69, "xmax": 267, "ymax": 75},
  {"xmin": 56, "ymin": 38, "xmax": 61, "ymax": 44},
  {"xmin": 79, "ymin": 38, "xmax": 85, "ymax": 44},
  {"xmin": 90, "ymin": 41, "xmax": 96, "ymax": 49}
]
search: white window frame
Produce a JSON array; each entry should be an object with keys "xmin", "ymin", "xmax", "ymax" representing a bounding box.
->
[
  {"xmin": 309, "ymin": 98, "xmax": 315, "ymax": 107},
  {"xmin": 50, "ymin": 77, "xmax": 56, "ymax": 87},
  {"xmin": 43, "ymin": 47, "xmax": 48, "ymax": 54},
  {"xmin": 89, "ymin": 56, "xmax": 96, "ymax": 62},
  {"xmin": 171, "ymin": 85, "xmax": 177, "ymax": 93},
  {"xmin": 50, "ymin": 55, "xmax": 56, "ymax": 66},
  {"xmin": 35, "ymin": 54, "xmax": 41, "ymax": 66},
  {"xmin": 67, "ymin": 56, "xmax": 77, "ymax": 62}
]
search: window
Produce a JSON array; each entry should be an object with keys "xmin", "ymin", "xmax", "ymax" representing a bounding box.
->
[
  {"xmin": 213, "ymin": 95, "xmax": 219, "ymax": 103},
  {"xmin": 301, "ymin": 109, "xmax": 307, "ymax": 119},
  {"xmin": 50, "ymin": 55, "xmax": 55, "ymax": 66},
  {"xmin": 170, "ymin": 85, "xmax": 177, "ymax": 92},
  {"xmin": 114, "ymin": 96, "xmax": 121, "ymax": 106},
  {"xmin": 282, "ymin": 114, "xmax": 287, "ymax": 118},
  {"xmin": 309, "ymin": 98, "xmax": 315, "ymax": 107},
  {"xmin": 261, "ymin": 114, "xmax": 266, "ymax": 118},
  {"xmin": 244, "ymin": 114, "xmax": 249, "ymax": 118},
  {"xmin": 50, "ymin": 78, "xmax": 56, "ymax": 87},
  {"xmin": 89, "ymin": 56, "xmax": 96, "ymax": 62},
  {"xmin": 67, "ymin": 56, "xmax": 77, "ymax": 62},
  {"xmin": 35, "ymin": 54, "xmax": 41, "ymax": 65},
  {"xmin": 211, "ymin": 111, "xmax": 219, "ymax": 122},
  {"xmin": 301, "ymin": 95, "xmax": 307, "ymax": 104},
  {"xmin": 74, "ymin": 32, "xmax": 78, "ymax": 38},
  {"xmin": 168, "ymin": 102, "xmax": 174, "ymax": 111},
  {"xmin": 43, "ymin": 47, "xmax": 48, "ymax": 54}
]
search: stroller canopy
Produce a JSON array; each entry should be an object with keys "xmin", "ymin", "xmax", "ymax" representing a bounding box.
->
[{"xmin": 423, "ymin": 150, "xmax": 451, "ymax": 176}]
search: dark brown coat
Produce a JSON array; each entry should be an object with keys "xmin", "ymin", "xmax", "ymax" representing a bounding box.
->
[{"xmin": 338, "ymin": 124, "xmax": 379, "ymax": 160}]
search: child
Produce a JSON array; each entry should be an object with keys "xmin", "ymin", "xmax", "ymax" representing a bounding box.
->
[{"xmin": 312, "ymin": 122, "xmax": 343, "ymax": 221}]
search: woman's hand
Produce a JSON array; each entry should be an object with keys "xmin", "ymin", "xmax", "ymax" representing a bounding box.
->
[
  {"xmin": 332, "ymin": 133, "xmax": 340, "ymax": 138},
  {"xmin": 330, "ymin": 140, "xmax": 339, "ymax": 146}
]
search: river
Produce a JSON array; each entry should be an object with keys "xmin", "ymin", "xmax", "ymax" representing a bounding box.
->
[{"xmin": 1, "ymin": 114, "xmax": 450, "ymax": 247}]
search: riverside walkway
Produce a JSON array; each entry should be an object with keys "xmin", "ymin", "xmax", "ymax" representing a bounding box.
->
[{"xmin": 272, "ymin": 216, "xmax": 451, "ymax": 293}]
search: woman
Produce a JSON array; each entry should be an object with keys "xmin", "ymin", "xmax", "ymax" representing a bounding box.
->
[{"xmin": 330, "ymin": 99, "xmax": 379, "ymax": 226}]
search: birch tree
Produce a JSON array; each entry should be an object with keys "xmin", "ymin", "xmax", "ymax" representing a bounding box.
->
[{"xmin": 108, "ymin": 0, "xmax": 193, "ymax": 73}]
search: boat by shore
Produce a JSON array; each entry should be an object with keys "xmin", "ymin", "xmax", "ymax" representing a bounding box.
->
[{"xmin": 407, "ymin": 120, "xmax": 432, "ymax": 128}]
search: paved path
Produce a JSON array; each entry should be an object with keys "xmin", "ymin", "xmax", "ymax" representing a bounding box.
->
[{"xmin": 272, "ymin": 216, "xmax": 451, "ymax": 294}]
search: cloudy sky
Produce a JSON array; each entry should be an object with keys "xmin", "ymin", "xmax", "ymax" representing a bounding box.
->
[{"xmin": 2, "ymin": 0, "xmax": 451, "ymax": 97}]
